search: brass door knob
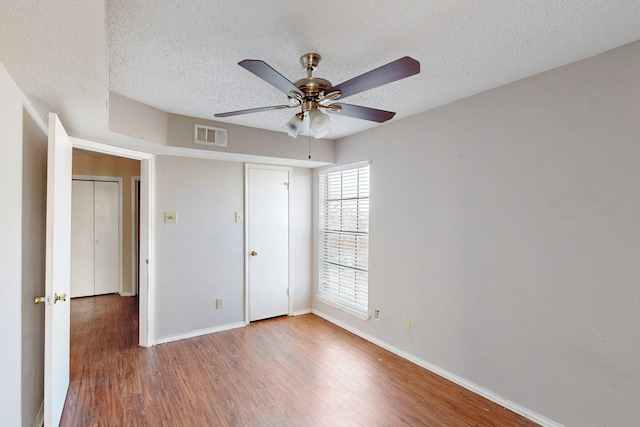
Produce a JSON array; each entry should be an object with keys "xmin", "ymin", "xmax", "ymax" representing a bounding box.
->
[
  {"xmin": 54, "ymin": 293, "xmax": 67, "ymax": 303},
  {"xmin": 34, "ymin": 296, "xmax": 46, "ymax": 305},
  {"xmin": 250, "ymin": 251, "xmax": 258, "ymax": 256}
]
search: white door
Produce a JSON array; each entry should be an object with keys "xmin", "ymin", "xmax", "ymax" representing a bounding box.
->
[
  {"xmin": 247, "ymin": 165, "xmax": 290, "ymax": 322},
  {"xmin": 94, "ymin": 181, "xmax": 119, "ymax": 295},
  {"xmin": 44, "ymin": 113, "xmax": 72, "ymax": 427},
  {"xmin": 71, "ymin": 180, "xmax": 94, "ymax": 297},
  {"xmin": 71, "ymin": 180, "xmax": 119, "ymax": 297}
]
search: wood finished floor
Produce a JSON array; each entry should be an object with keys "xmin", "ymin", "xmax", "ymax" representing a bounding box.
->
[{"xmin": 61, "ymin": 295, "xmax": 538, "ymax": 426}]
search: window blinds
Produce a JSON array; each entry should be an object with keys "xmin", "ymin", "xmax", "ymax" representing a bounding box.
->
[{"xmin": 318, "ymin": 163, "xmax": 369, "ymax": 313}]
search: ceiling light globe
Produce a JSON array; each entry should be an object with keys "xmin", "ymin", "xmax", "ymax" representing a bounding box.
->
[
  {"xmin": 313, "ymin": 127, "xmax": 331, "ymax": 139},
  {"xmin": 309, "ymin": 109, "xmax": 330, "ymax": 132},
  {"xmin": 282, "ymin": 114, "xmax": 304, "ymax": 138}
]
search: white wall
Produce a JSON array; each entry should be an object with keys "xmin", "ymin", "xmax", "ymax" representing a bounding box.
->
[
  {"xmin": 0, "ymin": 62, "xmax": 48, "ymax": 427},
  {"xmin": 291, "ymin": 167, "xmax": 313, "ymax": 313},
  {"xmin": 0, "ymin": 59, "xmax": 25, "ymax": 427},
  {"xmin": 154, "ymin": 156, "xmax": 245, "ymax": 339},
  {"xmin": 153, "ymin": 156, "xmax": 313, "ymax": 341},
  {"xmin": 314, "ymin": 41, "xmax": 640, "ymax": 426}
]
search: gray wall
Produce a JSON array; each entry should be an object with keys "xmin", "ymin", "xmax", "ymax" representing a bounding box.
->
[
  {"xmin": 0, "ymin": 60, "xmax": 24, "ymax": 427},
  {"xmin": 167, "ymin": 113, "xmax": 335, "ymax": 164},
  {"xmin": 153, "ymin": 155, "xmax": 313, "ymax": 340},
  {"xmin": 0, "ymin": 63, "xmax": 47, "ymax": 427},
  {"xmin": 314, "ymin": 41, "xmax": 640, "ymax": 426},
  {"xmin": 21, "ymin": 111, "xmax": 47, "ymax": 426}
]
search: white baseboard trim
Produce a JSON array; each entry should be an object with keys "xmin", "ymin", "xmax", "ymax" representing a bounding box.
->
[
  {"xmin": 155, "ymin": 321, "xmax": 246, "ymax": 345},
  {"xmin": 291, "ymin": 308, "xmax": 312, "ymax": 316},
  {"xmin": 33, "ymin": 400, "xmax": 44, "ymax": 427},
  {"xmin": 120, "ymin": 292, "xmax": 135, "ymax": 297},
  {"xmin": 311, "ymin": 309, "xmax": 563, "ymax": 427}
]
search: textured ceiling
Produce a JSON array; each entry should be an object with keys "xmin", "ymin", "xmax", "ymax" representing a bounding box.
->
[{"xmin": 2, "ymin": 1, "xmax": 640, "ymax": 147}]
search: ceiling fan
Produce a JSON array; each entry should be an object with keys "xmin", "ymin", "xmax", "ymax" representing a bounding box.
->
[{"xmin": 214, "ymin": 53, "xmax": 420, "ymax": 138}]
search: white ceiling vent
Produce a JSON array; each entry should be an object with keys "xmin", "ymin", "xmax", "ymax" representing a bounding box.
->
[{"xmin": 194, "ymin": 124, "xmax": 227, "ymax": 147}]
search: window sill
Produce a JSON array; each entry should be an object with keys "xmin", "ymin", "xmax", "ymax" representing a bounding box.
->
[{"xmin": 316, "ymin": 295, "xmax": 370, "ymax": 320}]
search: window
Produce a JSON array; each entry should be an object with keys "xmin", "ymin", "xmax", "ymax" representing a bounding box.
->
[{"xmin": 318, "ymin": 162, "xmax": 369, "ymax": 317}]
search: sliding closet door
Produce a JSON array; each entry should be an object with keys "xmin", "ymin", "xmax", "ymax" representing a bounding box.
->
[
  {"xmin": 71, "ymin": 180, "xmax": 95, "ymax": 298},
  {"xmin": 70, "ymin": 179, "xmax": 119, "ymax": 297},
  {"xmin": 94, "ymin": 181, "xmax": 119, "ymax": 295}
]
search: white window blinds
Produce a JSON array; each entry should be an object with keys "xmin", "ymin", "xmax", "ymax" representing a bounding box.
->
[{"xmin": 318, "ymin": 163, "xmax": 369, "ymax": 314}]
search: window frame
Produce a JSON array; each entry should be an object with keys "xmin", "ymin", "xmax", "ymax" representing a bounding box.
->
[{"xmin": 317, "ymin": 161, "xmax": 370, "ymax": 320}]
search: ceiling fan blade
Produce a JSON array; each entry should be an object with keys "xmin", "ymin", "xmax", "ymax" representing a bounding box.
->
[
  {"xmin": 239, "ymin": 59, "xmax": 303, "ymax": 97},
  {"xmin": 330, "ymin": 103, "xmax": 396, "ymax": 123},
  {"xmin": 328, "ymin": 56, "xmax": 420, "ymax": 100},
  {"xmin": 214, "ymin": 104, "xmax": 293, "ymax": 118}
]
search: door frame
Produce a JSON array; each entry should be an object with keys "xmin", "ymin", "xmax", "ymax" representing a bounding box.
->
[
  {"xmin": 71, "ymin": 137, "xmax": 154, "ymax": 347},
  {"xmin": 244, "ymin": 163, "xmax": 292, "ymax": 324},
  {"xmin": 72, "ymin": 175, "xmax": 123, "ymax": 295},
  {"xmin": 132, "ymin": 176, "xmax": 141, "ymax": 296}
]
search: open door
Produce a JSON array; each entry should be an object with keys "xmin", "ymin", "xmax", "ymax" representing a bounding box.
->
[{"xmin": 43, "ymin": 113, "xmax": 73, "ymax": 426}]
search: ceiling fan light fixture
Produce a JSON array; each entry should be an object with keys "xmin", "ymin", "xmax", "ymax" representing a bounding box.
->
[
  {"xmin": 282, "ymin": 113, "xmax": 304, "ymax": 138},
  {"xmin": 313, "ymin": 127, "xmax": 331, "ymax": 139},
  {"xmin": 309, "ymin": 108, "xmax": 330, "ymax": 132}
]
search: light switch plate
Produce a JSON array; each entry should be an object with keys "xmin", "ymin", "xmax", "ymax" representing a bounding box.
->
[
  {"xmin": 235, "ymin": 212, "xmax": 243, "ymax": 223},
  {"xmin": 164, "ymin": 212, "xmax": 177, "ymax": 223}
]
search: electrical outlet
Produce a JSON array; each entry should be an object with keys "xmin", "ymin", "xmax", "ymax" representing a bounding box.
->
[
  {"xmin": 164, "ymin": 212, "xmax": 177, "ymax": 223},
  {"xmin": 216, "ymin": 298, "xmax": 223, "ymax": 309},
  {"xmin": 374, "ymin": 309, "xmax": 380, "ymax": 319},
  {"xmin": 402, "ymin": 318, "xmax": 411, "ymax": 332}
]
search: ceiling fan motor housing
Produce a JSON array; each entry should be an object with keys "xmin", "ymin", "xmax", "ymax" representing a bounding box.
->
[
  {"xmin": 296, "ymin": 52, "xmax": 333, "ymax": 109},
  {"xmin": 296, "ymin": 77, "xmax": 332, "ymax": 105}
]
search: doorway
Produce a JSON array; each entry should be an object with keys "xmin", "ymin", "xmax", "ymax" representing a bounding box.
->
[
  {"xmin": 69, "ymin": 145, "xmax": 152, "ymax": 347},
  {"xmin": 71, "ymin": 178, "xmax": 121, "ymax": 298},
  {"xmin": 245, "ymin": 164, "xmax": 292, "ymax": 322}
]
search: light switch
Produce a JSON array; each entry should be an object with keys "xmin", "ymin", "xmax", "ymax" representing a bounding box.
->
[
  {"xmin": 164, "ymin": 212, "xmax": 177, "ymax": 223},
  {"xmin": 235, "ymin": 212, "xmax": 243, "ymax": 223}
]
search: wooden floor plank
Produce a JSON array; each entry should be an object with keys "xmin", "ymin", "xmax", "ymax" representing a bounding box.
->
[{"xmin": 60, "ymin": 294, "xmax": 538, "ymax": 426}]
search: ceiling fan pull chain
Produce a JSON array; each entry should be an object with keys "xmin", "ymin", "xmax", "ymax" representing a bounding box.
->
[{"xmin": 308, "ymin": 120, "xmax": 312, "ymax": 159}]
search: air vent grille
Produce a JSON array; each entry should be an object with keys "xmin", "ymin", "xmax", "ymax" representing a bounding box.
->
[{"xmin": 194, "ymin": 124, "xmax": 227, "ymax": 147}]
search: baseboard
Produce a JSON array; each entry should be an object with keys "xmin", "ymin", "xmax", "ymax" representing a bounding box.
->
[
  {"xmin": 155, "ymin": 321, "xmax": 246, "ymax": 345},
  {"xmin": 33, "ymin": 400, "xmax": 44, "ymax": 427},
  {"xmin": 119, "ymin": 291, "xmax": 135, "ymax": 297},
  {"xmin": 291, "ymin": 308, "xmax": 312, "ymax": 316},
  {"xmin": 311, "ymin": 309, "xmax": 563, "ymax": 427}
]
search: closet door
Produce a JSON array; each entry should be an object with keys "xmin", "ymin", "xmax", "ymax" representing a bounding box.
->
[
  {"xmin": 94, "ymin": 181, "xmax": 119, "ymax": 295},
  {"xmin": 70, "ymin": 180, "xmax": 119, "ymax": 297},
  {"xmin": 71, "ymin": 180, "xmax": 95, "ymax": 298}
]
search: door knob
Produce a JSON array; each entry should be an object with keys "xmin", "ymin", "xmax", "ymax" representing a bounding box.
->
[
  {"xmin": 250, "ymin": 251, "xmax": 258, "ymax": 256},
  {"xmin": 34, "ymin": 296, "xmax": 46, "ymax": 305},
  {"xmin": 54, "ymin": 293, "xmax": 67, "ymax": 303}
]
